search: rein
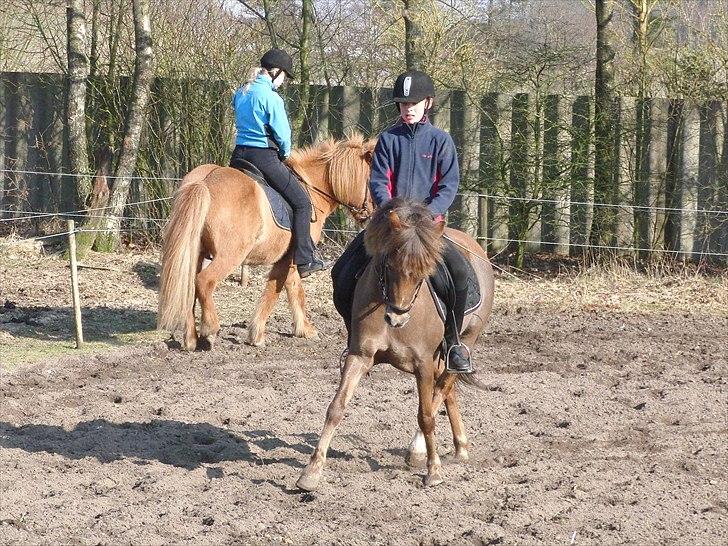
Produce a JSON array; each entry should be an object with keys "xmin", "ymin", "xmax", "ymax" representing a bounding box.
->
[
  {"xmin": 290, "ymin": 166, "xmax": 372, "ymax": 223},
  {"xmin": 378, "ymin": 258, "xmax": 424, "ymax": 314}
]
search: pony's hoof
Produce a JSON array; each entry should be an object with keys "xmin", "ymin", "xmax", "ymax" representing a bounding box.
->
[
  {"xmin": 303, "ymin": 326, "xmax": 318, "ymax": 339},
  {"xmin": 296, "ymin": 471, "xmax": 321, "ymax": 492},
  {"xmin": 423, "ymin": 471, "xmax": 444, "ymax": 487},
  {"xmin": 182, "ymin": 338, "xmax": 197, "ymax": 352},
  {"xmin": 246, "ymin": 331, "xmax": 266, "ymax": 346},
  {"xmin": 406, "ymin": 451, "xmax": 427, "ymax": 468},
  {"xmin": 453, "ymin": 450, "xmax": 470, "ymax": 463},
  {"xmin": 197, "ymin": 337, "xmax": 213, "ymax": 351}
]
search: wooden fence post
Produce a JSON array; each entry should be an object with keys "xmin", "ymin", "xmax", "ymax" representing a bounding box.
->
[{"xmin": 67, "ymin": 220, "xmax": 84, "ymax": 348}]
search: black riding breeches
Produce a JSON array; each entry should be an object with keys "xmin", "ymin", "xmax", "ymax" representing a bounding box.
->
[
  {"xmin": 230, "ymin": 145, "xmax": 315, "ymax": 265},
  {"xmin": 440, "ymin": 241, "xmax": 470, "ymax": 334}
]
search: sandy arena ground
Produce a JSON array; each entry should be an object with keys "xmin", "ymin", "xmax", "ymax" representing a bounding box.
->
[{"xmin": 0, "ymin": 246, "xmax": 726, "ymax": 545}]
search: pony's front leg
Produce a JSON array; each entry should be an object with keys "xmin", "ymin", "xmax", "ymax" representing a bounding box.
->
[
  {"xmin": 247, "ymin": 259, "xmax": 290, "ymax": 346},
  {"xmin": 284, "ymin": 266, "xmax": 317, "ymax": 339},
  {"xmin": 297, "ymin": 353, "xmax": 373, "ymax": 491},
  {"xmin": 415, "ymin": 365, "xmax": 443, "ymax": 486}
]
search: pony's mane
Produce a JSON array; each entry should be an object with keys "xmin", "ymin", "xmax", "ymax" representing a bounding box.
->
[
  {"xmin": 288, "ymin": 133, "xmax": 374, "ymax": 204},
  {"xmin": 365, "ymin": 198, "xmax": 444, "ymax": 279}
]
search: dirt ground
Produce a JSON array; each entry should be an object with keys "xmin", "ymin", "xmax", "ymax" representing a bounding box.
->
[{"xmin": 0, "ymin": 243, "xmax": 726, "ymax": 545}]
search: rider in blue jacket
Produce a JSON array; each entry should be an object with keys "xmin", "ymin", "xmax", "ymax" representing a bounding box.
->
[
  {"xmin": 229, "ymin": 49, "xmax": 327, "ymax": 278},
  {"xmin": 333, "ymin": 70, "xmax": 474, "ymax": 373}
]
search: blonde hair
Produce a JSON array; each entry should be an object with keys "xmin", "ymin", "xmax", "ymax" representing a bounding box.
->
[{"xmin": 241, "ymin": 67, "xmax": 269, "ymax": 93}]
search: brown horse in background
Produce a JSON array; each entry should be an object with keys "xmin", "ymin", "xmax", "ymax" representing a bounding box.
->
[
  {"xmin": 297, "ymin": 198, "xmax": 495, "ymax": 490},
  {"xmin": 157, "ymin": 135, "xmax": 376, "ymax": 351}
]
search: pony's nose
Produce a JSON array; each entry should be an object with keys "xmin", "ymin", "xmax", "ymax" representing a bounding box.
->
[{"xmin": 385, "ymin": 308, "xmax": 410, "ymax": 328}]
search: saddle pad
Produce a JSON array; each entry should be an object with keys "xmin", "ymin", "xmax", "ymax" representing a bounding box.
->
[
  {"xmin": 261, "ymin": 185, "xmax": 293, "ymax": 231},
  {"xmin": 231, "ymin": 162, "xmax": 292, "ymax": 231},
  {"xmin": 427, "ymin": 259, "xmax": 482, "ymax": 332}
]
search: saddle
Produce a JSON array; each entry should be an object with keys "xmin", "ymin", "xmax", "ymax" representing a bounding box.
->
[
  {"xmin": 427, "ymin": 259, "xmax": 481, "ymax": 326},
  {"xmin": 332, "ymin": 234, "xmax": 481, "ymax": 336},
  {"xmin": 230, "ymin": 158, "xmax": 292, "ymax": 231}
]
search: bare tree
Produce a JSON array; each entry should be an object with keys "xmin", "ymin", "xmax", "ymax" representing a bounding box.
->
[
  {"xmin": 95, "ymin": 0, "xmax": 154, "ymax": 250},
  {"xmin": 591, "ymin": 0, "xmax": 618, "ymax": 248},
  {"xmin": 65, "ymin": 0, "xmax": 92, "ymax": 205}
]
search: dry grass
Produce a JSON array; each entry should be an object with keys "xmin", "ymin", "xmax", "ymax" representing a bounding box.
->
[{"xmin": 494, "ymin": 259, "xmax": 728, "ymax": 315}]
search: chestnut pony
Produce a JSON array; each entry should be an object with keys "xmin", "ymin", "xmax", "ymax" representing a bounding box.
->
[
  {"xmin": 297, "ymin": 198, "xmax": 495, "ymax": 490},
  {"xmin": 157, "ymin": 135, "xmax": 375, "ymax": 350}
]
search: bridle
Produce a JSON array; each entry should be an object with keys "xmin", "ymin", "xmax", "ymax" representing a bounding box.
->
[
  {"xmin": 300, "ymin": 174, "xmax": 372, "ymax": 223},
  {"xmin": 290, "ymin": 165, "xmax": 373, "ymax": 224},
  {"xmin": 378, "ymin": 258, "xmax": 424, "ymax": 314}
]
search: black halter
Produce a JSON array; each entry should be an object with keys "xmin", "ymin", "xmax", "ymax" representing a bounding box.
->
[{"xmin": 378, "ymin": 258, "xmax": 424, "ymax": 314}]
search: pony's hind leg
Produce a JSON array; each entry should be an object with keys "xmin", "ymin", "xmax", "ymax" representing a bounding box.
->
[
  {"xmin": 297, "ymin": 353, "xmax": 373, "ymax": 491},
  {"xmin": 196, "ymin": 253, "xmax": 242, "ymax": 347},
  {"xmin": 444, "ymin": 388, "xmax": 470, "ymax": 462},
  {"xmin": 183, "ymin": 306, "xmax": 198, "ymax": 352},
  {"xmin": 247, "ymin": 259, "xmax": 290, "ymax": 346},
  {"xmin": 406, "ymin": 370, "xmax": 457, "ymax": 467},
  {"xmin": 284, "ymin": 266, "xmax": 317, "ymax": 339}
]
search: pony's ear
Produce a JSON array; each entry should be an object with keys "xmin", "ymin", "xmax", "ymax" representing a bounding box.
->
[
  {"xmin": 389, "ymin": 210, "xmax": 402, "ymax": 230},
  {"xmin": 435, "ymin": 219, "xmax": 446, "ymax": 236}
]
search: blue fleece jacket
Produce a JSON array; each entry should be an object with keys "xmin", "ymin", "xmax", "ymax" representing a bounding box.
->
[
  {"xmin": 232, "ymin": 75, "xmax": 292, "ymax": 158},
  {"xmin": 369, "ymin": 119, "xmax": 460, "ymax": 217}
]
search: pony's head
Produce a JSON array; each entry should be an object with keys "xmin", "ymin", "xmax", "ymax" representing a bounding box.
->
[
  {"xmin": 365, "ymin": 198, "xmax": 445, "ymax": 327},
  {"xmin": 289, "ymin": 133, "xmax": 376, "ymax": 223},
  {"xmin": 322, "ymin": 133, "xmax": 376, "ymax": 222}
]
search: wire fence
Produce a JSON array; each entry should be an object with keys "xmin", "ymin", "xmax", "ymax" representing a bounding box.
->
[{"xmin": 1, "ymin": 167, "xmax": 727, "ymax": 259}]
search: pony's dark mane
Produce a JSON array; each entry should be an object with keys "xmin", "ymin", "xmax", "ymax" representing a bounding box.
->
[{"xmin": 364, "ymin": 198, "xmax": 444, "ymax": 279}]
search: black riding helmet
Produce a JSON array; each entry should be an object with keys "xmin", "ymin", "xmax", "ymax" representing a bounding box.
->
[
  {"xmin": 392, "ymin": 70, "xmax": 436, "ymax": 103},
  {"xmin": 261, "ymin": 48, "xmax": 295, "ymax": 79}
]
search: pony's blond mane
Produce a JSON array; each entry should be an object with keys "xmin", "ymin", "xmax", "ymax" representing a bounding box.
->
[{"xmin": 288, "ymin": 133, "xmax": 375, "ymax": 205}]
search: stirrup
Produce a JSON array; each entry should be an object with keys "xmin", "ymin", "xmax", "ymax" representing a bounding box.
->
[{"xmin": 445, "ymin": 342, "xmax": 473, "ymax": 374}]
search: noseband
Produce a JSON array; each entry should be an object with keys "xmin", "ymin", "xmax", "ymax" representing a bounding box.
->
[{"xmin": 378, "ymin": 258, "xmax": 424, "ymax": 314}]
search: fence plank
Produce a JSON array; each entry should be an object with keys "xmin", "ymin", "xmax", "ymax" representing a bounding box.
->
[
  {"xmin": 570, "ymin": 95, "xmax": 592, "ymax": 254},
  {"xmin": 615, "ymin": 96, "xmax": 636, "ymax": 254},
  {"xmin": 542, "ymin": 94, "xmax": 571, "ymax": 255},
  {"xmin": 0, "ymin": 76, "xmax": 6, "ymax": 214},
  {"xmin": 678, "ymin": 102, "xmax": 701, "ymax": 259},
  {"xmin": 450, "ymin": 90, "xmax": 480, "ymax": 237},
  {"xmin": 479, "ymin": 92, "xmax": 510, "ymax": 252}
]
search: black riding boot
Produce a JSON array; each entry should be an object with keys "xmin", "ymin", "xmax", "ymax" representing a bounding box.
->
[{"xmin": 445, "ymin": 285, "xmax": 473, "ymax": 374}]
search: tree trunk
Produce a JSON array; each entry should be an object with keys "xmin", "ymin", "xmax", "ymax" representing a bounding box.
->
[
  {"xmin": 403, "ymin": 0, "xmax": 425, "ymax": 70},
  {"xmin": 95, "ymin": 0, "xmax": 154, "ymax": 251},
  {"xmin": 65, "ymin": 0, "xmax": 92, "ymax": 206},
  {"xmin": 591, "ymin": 0, "xmax": 618, "ymax": 249},
  {"xmin": 293, "ymin": 0, "xmax": 312, "ymax": 146}
]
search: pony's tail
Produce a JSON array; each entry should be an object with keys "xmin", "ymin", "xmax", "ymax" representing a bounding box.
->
[
  {"xmin": 456, "ymin": 372, "xmax": 491, "ymax": 391},
  {"xmin": 157, "ymin": 178, "xmax": 211, "ymax": 332}
]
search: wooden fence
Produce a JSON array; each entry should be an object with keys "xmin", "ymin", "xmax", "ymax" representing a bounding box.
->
[{"xmin": 1, "ymin": 72, "xmax": 726, "ymax": 261}]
